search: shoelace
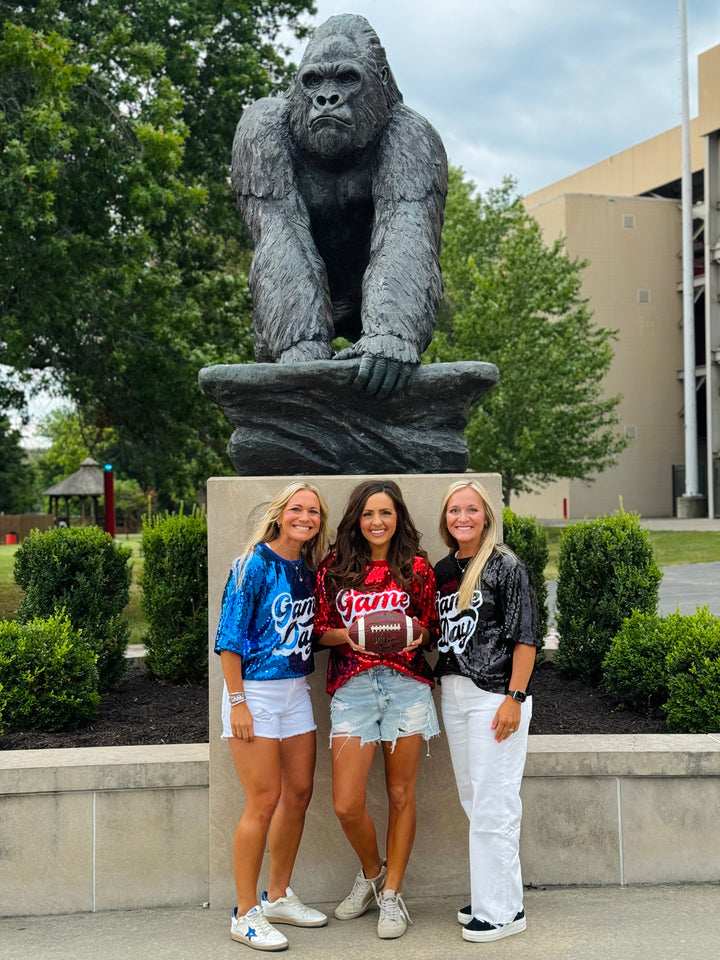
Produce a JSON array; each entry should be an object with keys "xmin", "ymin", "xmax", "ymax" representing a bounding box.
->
[
  {"xmin": 248, "ymin": 909, "xmax": 280, "ymax": 938},
  {"xmin": 376, "ymin": 891, "xmax": 414, "ymax": 926},
  {"xmin": 281, "ymin": 893, "xmax": 315, "ymax": 919},
  {"xmin": 346, "ymin": 872, "xmax": 376, "ymax": 906}
]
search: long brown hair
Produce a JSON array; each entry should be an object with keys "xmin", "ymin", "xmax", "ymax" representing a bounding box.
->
[
  {"xmin": 326, "ymin": 480, "xmax": 426, "ymax": 593},
  {"xmin": 439, "ymin": 480, "xmax": 505, "ymax": 609}
]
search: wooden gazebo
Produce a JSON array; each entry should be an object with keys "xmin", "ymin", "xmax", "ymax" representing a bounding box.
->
[{"xmin": 43, "ymin": 457, "xmax": 104, "ymax": 526}]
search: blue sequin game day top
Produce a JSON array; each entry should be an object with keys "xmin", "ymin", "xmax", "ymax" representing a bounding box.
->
[{"xmin": 214, "ymin": 543, "xmax": 317, "ymax": 680}]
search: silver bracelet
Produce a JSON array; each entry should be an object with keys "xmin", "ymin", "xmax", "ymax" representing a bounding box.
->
[{"xmin": 228, "ymin": 691, "xmax": 247, "ymax": 705}]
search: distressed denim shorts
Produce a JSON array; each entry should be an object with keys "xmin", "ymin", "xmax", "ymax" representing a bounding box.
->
[
  {"xmin": 330, "ymin": 666, "xmax": 439, "ymax": 749},
  {"xmin": 221, "ymin": 677, "xmax": 316, "ymax": 740}
]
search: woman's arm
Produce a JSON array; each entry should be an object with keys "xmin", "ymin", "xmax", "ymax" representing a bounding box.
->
[
  {"xmin": 491, "ymin": 642, "xmax": 536, "ymax": 742},
  {"xmin": 220, "ymin": 649, "xmax": 255, "ymax": 742},
  {"xmin": 317, "ymin": 626, "xmax": 379, "ymax": 656}
]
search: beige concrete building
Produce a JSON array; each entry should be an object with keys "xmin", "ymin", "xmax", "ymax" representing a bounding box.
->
[{"xmin": 511, "ymin": 43, "xmax": 720, "ymax": 519}]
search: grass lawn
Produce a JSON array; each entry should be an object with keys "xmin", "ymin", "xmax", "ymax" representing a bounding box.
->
[{"xmin": 542, "ymin": 527, "xmax": 720, "ymax": 580}]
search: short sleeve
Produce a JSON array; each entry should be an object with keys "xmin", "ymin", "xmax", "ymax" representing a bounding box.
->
[{"xmin": 214, "ymin": 556, "xmax": 260, "ymax": 655}]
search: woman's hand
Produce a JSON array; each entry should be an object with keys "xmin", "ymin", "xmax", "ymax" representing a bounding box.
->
[
  {"xmin": 404, "ymin": 619, "xmax": 427, "ymax": 652},
  {"xmin": 319, "ymin": 626, "xmax": 380, "ymax": 656},
  {"xmin": 231, "ymin": 701, "xmax": 255, "ymax": 742},
  {"xmin": 491, "ymin": 697, "xmax": 521, "ymax": 742}
]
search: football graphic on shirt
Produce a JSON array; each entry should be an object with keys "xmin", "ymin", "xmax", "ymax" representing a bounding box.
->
[{"xmin": 348, "ymin": 610, "xmax": 422, "ymax": 654}]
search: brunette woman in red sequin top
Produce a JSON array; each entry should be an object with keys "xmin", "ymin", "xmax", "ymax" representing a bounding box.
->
[{"xmin": 314, "ymin": 480, "xmax": 438, "ymax": 940}]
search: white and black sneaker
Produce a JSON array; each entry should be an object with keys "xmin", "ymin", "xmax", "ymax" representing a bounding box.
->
[
  {"xmin": 261, "ymin": 887, "xmax": 328, "ymax": 927},
  {"xmin": 462, "ymin": 909, "xmax": 526, "ymax": 942},
  {"xmin": 230, "ymin": 905, "xmax": 288, "ymax": 951},
  {"xmin": 457, "ymin": 903, "xmax": 472, "ymax": 924}
]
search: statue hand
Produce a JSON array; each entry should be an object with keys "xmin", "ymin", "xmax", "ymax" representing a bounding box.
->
[{"xmin": 352, "ymin": 355, "xmax": 414, "ymax": 399}]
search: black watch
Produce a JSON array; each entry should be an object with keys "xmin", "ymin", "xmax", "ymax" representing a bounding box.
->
[{"xmin": 507, "ymin": 689, "xmax": 527, "ymax": 703}]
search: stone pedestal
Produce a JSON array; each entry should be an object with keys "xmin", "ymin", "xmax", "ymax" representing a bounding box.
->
[
  {"xmin": 199, "ymin": 360, "xmax": 498, "ymax": 475},
  {"xmin": 676, "ymin": 494, "xmax": 708, "ymax": 519},
  {"xmin": 207, "ymin": 472, "xmax": 502, "ymax": 909}
]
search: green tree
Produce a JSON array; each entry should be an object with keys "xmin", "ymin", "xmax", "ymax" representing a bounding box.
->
[
  {"xmin": 1, "ymin": 3, "xmax": 314, "ymax": 505},
  {"xmin": 0, "ymin": 377, "xmax": 36, "ymax": 512},
  {"xmin": 0, "ymin": 415, "xmax": 37, "ymax": 513},
  {"xmin": 429, "ymin": 169, "xmax": 628, "ymax": 502}
]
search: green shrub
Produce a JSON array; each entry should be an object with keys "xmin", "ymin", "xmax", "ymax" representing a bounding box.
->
[
  {"xmin": 13, "ymin": 527, "xmax": 132, "ymax": 688},
  {"xmin": 0, "ymin": 613, "xmax": 100, "ymax": 731},
  {"xmin": 0, "ymin": 679, "xmax": 6, "ymax": 737},
  {"xmin": 664, "ymin": 607, "xmax": 720, "ymax": 733},
  {"xmin": 502, "ymin": 508, "xmax": 549, "ymax": 640},
  {"xmin": 140, "ymin": 509, "xmax": 208, "ymax": 683},
  {"xmin": 555, "ymin": 511, "xmax": 661, "ymax": 685},
  {"xmin": 602, "ymin": 610, "xmax": 678, "ymax": 711}
]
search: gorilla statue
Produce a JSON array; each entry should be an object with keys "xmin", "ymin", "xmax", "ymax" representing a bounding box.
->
[{"xmin": 231, "ymin": 14, "xmax": 448, "ymax": 398}]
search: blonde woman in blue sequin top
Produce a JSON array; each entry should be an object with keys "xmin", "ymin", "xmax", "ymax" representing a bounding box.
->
[{"xmin": 215, "ymin": 482, "xmax": 330, "ymax": 951}]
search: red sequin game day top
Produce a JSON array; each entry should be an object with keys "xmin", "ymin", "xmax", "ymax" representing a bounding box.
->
[{"xmin": 314, "ymin": 555, "xmax": 438, "ymax": 696}]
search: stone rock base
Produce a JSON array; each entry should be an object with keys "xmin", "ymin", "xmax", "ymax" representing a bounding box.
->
[{"xmin": 198, "ymin": 359, "xmax": 498, "ymax": 475}]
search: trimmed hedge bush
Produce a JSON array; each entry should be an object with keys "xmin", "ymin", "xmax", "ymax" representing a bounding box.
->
[
  {"xmin": 0, "ymin": 613, "xmax": 100, "ymax": 731},
  {"xmin": 140, "ymin": 510, "xmax": 208, "ymax": 683},
  {"xmin": 13, "ymin": 527, "xmax": 132, "ymax": 688},
  {"xmin": 555, "ymin": 511, "xmax": 661, "ymax": 685},
  {"xmin": 664, "ymin": 607, "xmax": 720, "ymax": 733},
  {"xmin": 502, "ymin": 508, "xmax": 549, "ymax": 641},
  {"xmin": 602, "ymin": 610, "xmax": 677, "ymax": 712}
]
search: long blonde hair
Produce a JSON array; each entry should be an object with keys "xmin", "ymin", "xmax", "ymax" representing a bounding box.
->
[
  {"xmin": 439, "ymin": 480, "xmax": 503, "ymax": 609},
  {"xmin": 240, "ymin": 481, "xmax": 330, "ymax": 572}
]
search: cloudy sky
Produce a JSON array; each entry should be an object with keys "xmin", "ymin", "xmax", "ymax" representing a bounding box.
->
[{"xmin": 288, "ymin": 0, "xmax": 720, "ymax": 196}]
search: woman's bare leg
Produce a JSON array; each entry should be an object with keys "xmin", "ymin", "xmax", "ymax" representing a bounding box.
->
[
  {"xmin": 332, "ymin": 737, "xmax": 383, "ymax": 878},
  {"xmin": 266, "ymin": 730, "xmax": 316, "ymax": 900},
  {"xmin": 228, "ymin": 736, "xmax": 281, "ymax": 914},
  {"xmin": 382, "ymin": 735, "xmax": 423, "ymax": 893}
]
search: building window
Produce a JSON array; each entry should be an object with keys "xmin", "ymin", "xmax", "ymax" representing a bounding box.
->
[
  {"xmin": 622, "ymin": 214, "xmax": 636, "ymax": 229},
  {"xmin": 637, "ymin": 289, "xmax": 651, "ymax": 304}
]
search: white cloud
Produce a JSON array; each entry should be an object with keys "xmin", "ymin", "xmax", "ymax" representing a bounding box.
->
[{"xmin": 292, "ymin": 0, "xmax": 720, "ymax": 194}]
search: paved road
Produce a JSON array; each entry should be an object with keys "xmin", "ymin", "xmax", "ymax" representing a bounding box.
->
[
  {"xmin": 2, "ymin": 885, "xmax": 720, "ymax": 960},
  {"xmin": 545, "ymin": 562, "xmax": 720, "ymax": 629}
]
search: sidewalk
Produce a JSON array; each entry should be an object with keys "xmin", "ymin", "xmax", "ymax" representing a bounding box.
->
[{"xmin": 2, "ymin": 885, "xmax": 719, "ymax": 960}]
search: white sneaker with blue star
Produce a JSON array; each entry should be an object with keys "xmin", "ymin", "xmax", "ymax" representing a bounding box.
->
[
  {"xmin": 262, "ymin": 887, "xmax": 328, "ymax": 926},
  {"xmin": 231, "ymin": 905, "xmax": 288, "ymax": 951}
]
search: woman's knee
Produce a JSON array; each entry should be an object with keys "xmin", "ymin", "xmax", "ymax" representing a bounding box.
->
[
  {"xmin": 386, "ymin": 781, "xmax": 416, "ymax": 813},
  {"xmin": 243, "ymin": 786, "xmax": 282, "ymax": 825},
  {"xmin": 281, "ymin": 781, "xmax": 314, "ymax": 813},
  {"xmin": 333, "ymin": 792, "xmax": 367, "ymax": 826}
]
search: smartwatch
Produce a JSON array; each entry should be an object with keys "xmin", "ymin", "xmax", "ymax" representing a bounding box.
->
[{"xmin": 507, "ymin": 689, "xmax": 527, "ymax": 703}]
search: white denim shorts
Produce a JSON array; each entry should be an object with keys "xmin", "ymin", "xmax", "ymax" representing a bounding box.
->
[
  {"xmin": 221, "ymin": 677, "xmax": 316, "ymax": 740},
  {"xmin": 330, "ymin": 666, "xmax": 439, "ymax": 749}
]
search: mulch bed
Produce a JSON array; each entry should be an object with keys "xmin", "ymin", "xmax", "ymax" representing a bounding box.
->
[{"xmin": 0, "ymin": 657, "xmax": 666, "ymax": 750}]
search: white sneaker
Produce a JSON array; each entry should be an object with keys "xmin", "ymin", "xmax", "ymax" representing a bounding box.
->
[
  {"xmin": 334, "ymin": 862, "xmax": 388, "ymax": 920},
  {"xmin": 230, "ymin": 905, "xmax": 288, "ymax": 951},
  {"xmin": 376, "ymin": 888, "xmax": 412, "ymax": 939},
  {"xmin": 261, "ymin": 887, "xmax": 328, "ymax": 927}
]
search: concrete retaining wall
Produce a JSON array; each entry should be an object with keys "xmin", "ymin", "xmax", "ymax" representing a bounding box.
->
[
  {"xmin": 0, "ymin": 745, "xmax": 209, "ymax": 917},
  {"xmin": 1, "ymin": 734, "xmax": 719, "ymax": 918}
]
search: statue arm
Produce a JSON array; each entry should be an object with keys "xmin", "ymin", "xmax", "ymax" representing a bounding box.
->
[
  {"xmin": 232, "ymin": 99, "xmax": 334, "ymax": 361},
  {"xmin": 357, "ymin": 106, "xmax": 448, "ymax": 364}
]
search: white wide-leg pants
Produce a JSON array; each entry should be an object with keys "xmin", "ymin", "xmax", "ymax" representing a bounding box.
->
[{"xmin": 441, "ymin": 674, "xmax": 531, "ymax": 926}]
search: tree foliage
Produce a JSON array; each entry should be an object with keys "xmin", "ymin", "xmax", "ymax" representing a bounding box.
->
[
  {"xmin": 0, "ymin": 376, "xmax": 36, "ymax": 512},
  {"xmin": 429, "ymin": 168, "xmax": 628, "ymax": 501},
  {"xmin": 1, "ymin": 2, "xmax": 314, "ymax": 505}
]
